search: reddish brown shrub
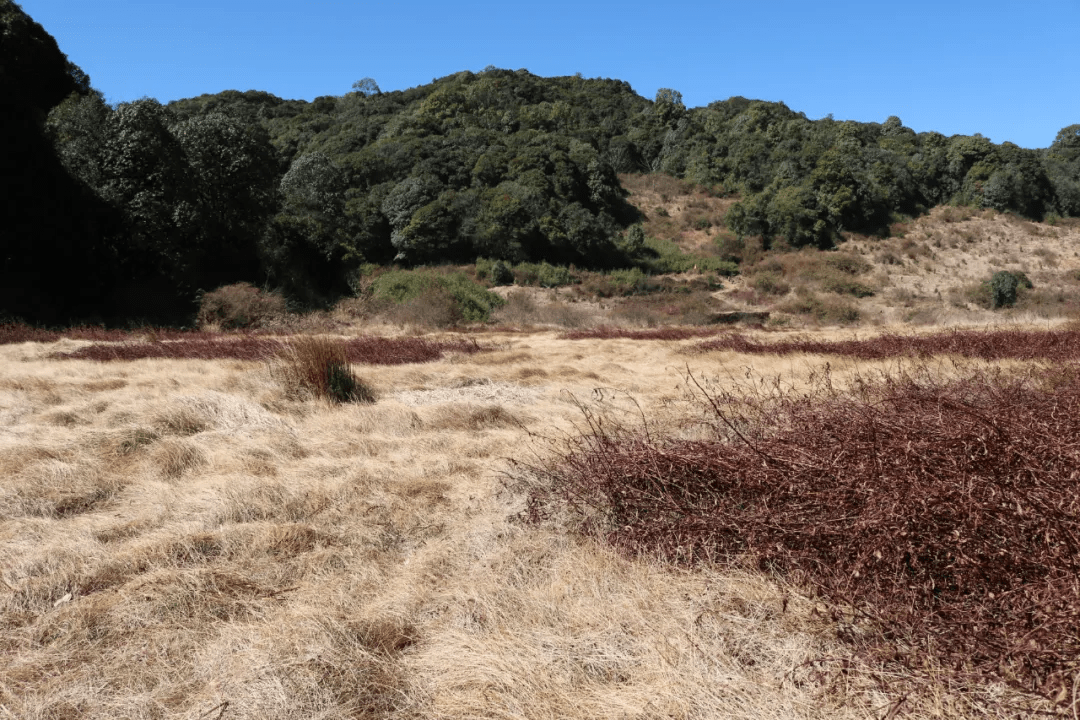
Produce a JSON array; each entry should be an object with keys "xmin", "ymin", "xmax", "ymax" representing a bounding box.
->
[
  {"xmin": 695, "ymin": 327, "xmax": 1080, "ymax": 362},
  {"xmin": 524, "ymin": 366, "xmax": 1080, "ymax": 708},
  {"xmin": 50, "ymin": 335, "xmax": 488, "ymax": 365}
]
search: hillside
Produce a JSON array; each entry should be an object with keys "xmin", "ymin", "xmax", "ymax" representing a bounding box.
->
[{"xmin": 4, "ymin": 0, "xmax": 1079, "ymax": 324}]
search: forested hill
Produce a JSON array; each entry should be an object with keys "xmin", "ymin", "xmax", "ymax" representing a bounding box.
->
[{"xmin": 4, "ymin": 0, "xmax": 1080, "ymax": 324}]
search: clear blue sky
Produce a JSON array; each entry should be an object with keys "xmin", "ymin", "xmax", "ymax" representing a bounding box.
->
[{"xmin": 20, "ymin": 0, "xmax": 1080, "ymax": 149}]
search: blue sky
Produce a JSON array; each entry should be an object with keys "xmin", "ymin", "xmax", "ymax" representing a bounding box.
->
[{"xmin": 20, "ymin": 0, "xmax": 1080, "ymax": 149}]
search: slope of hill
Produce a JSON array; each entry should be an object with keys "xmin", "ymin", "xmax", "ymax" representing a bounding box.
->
[{"xmin": 4, "ymin": 0, "xmax": 1080, "ymax": 328}]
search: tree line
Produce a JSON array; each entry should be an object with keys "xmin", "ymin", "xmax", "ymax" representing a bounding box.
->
[{"xmin": 2, "ymin": 0, "xmax": 1078, "ymax": 324}]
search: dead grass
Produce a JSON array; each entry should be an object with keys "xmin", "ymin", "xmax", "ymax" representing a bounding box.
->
[{"xmin": 0, "ymin": 326, "xmax": 1073, "ymax": 718}]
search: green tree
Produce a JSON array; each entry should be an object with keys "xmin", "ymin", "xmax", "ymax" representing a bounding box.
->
[
  {"xmin": 653, "ymin": 88, "xmax": 686, "ymax": 127},
  {"xmin": 171, "ymin": 112, "xmax": 280, "ymax": 284},
  {"xmin": 98, "ymin": 99, "xmax": 198, "ymax": 277},
  {"xmin": 350, "ymin": 77, "xmax": 381, "ymax": 96}
]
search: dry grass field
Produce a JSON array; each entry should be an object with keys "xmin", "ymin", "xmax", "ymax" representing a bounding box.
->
[{"xmin": 2, "ymin": 320, "xmax": 1075, "ymax": 719}]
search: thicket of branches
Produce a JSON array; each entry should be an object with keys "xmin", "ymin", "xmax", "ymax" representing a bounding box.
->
[{"xmin": 523, "ymin": 364, "xmax": 1080, "ymax": 710}]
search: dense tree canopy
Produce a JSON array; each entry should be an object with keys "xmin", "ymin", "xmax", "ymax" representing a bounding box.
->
[{"xmin": 2, "ymin": 1, "xmax": 1079, "ymax": 324}]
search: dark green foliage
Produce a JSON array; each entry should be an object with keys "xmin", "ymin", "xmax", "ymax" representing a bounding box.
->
[
  {"xmin": 968, "ymin": 270, "xmax": 1034, "ymax": 310},
  {"xmin": 0, "ymin": 0, "xmax": 129, "ymax": 323},
  {"xmin": 990, "ymin": 271, "xmax": 1020, "ymax": 309},
  {"xmin": 512, "ymin": 261, "xmax": 576, "ymax": 288},
  {"xmin": 0, "ymin": 0, "xmax": 89, "ymax": 111},
  {"xmin": 490, "ymin": 260, "xmax": 515, "ymax": 285},
  {"xmin": 622, "ymin": 224, "xmax": 646, "ymax": 254}
]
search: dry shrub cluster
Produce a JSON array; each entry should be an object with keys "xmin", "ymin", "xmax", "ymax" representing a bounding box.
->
[
  {"xmin": 273, "ymin": 336, "xmax": 376, "ymax": 404},
  {"xmin": 50, "ymin": 335, "xmax": 488, "ymax": 365},
  {"xmin": 195, "ymin": 283, "xmax": 287, "ymax": 329},
  {"xmin": 54, "ymin": 336, "xmax": 285, "ymax": 362},
  {"xmin": 524, "ymin": 364, "xmax": 1080, "ymax": 710},
  {"xmin": 695, "ymin": 327, "xmax": 1080, "ymax": 362},
  {"xmin": 491, "ymin": 290, "xmax": 594, "ymax": 329},
  {"xmin": 608, "ymin": 291, "xmax": 719, "ymax": 327}
]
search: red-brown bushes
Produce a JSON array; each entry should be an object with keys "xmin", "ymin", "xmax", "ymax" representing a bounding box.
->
[
  {"xmin": 50, "ymin": 335, "xmax": 488, "ymax": 365},
  {"xmin": 524, "ymin": 365, "xmax": 1080, "ymax": 708},
  {"xmin": 696, "ymin": 327, "xmax": 1080, "ymax": 362}
]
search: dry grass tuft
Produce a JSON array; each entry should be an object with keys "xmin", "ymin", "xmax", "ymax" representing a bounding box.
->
[
  {"xmin": 274, "ymin": 336, "xmax": 377, "ymax": 404},
  {"xmin": 152, "ymin": 438, "xmax": 207, "ymax": 479}
]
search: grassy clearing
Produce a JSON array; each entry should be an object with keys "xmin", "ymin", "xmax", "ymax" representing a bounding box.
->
[{"xmin": 1, "ymin": 325, "xmax": 1077, "ymax": 717}]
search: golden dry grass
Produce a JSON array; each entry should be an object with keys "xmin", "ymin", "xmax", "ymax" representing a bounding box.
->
[{"xmin": 0, "ymin": 330, "xmax": 1054, "ymax": 718}]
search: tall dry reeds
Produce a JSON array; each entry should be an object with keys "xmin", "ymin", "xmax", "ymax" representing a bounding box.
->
[{"xmin": 274, "ymin": 336, "xmax": 375, "ymax": 404}]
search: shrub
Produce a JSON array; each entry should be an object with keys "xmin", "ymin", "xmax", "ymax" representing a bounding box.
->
[
  {"xmin": 196, "ymin": 283, "xmax": 286, "ymax": 329},
  {"xmin": 822, "ymin": 252, "xmax": 871, "ymax": 275},
  {"xmin": 474, "ymin": 256, "xmax": 494, "ymax": 280},
  {"xmin": 368, "ymin": 269, "xmax": 504, "ymax": 324},
  {"xmin": 581, "ymin": 267, "xmax": 648, "ymax": 297},
  {"xmin": 276, "ymin": 336, "xmax": 376, "ymax": 404},
  {"xmin": 966, "ymin": 270, "xmax": 1035, "ymax": 310},
  {"xmin": 714, "ymin": 233, "xmax": 744, "ymax": 263},
  {"xmin": 821, "ymin": 275, "xmax": 875, "ymax": 298},
  {"xmin": 490, "ymin": 260, "xmax": 515, "ymax": 286},
  {"xmin": 779, "ymin": 289, "xmax": 860, "ymax": 324},
  {"xmin": 386, "ymin": 286, "xmax": 463, "ymax": 328},
  {"xmin": 624, "ymin": 224, "xmax": 646, "ymax": 255},
  {"xmin": 748, "ymin": 271, "xmax": 790, "ymax": 296},
  {"xmin": 642, "ymin": 235, "xmax": 739, "ymax": 275},
  {"xmin": 990, "ymin": 270, "xmax": 1020, "ymax": 309},
  {"xmin": 513, "ymin": 262, "xmax": 577, "ymax": 288}
]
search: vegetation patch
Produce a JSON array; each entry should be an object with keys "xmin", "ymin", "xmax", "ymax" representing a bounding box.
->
[
  {"xmin": 51, "ymin": 335, "xmax": 488, "ymax": 365},
  {"xmin": 0, "ymin": 323, "xmax": 197, "ymax": 345},
  {"xmin": 524, "ymin": 365, "xmax": 1080, "ymax": 709},
  {"xmin": 695, "ymin": 327, "xmax": 1080, "ymax": 362},
  {"xmin": 274, "ymin": 336, "xmax": 376, "ymax": 403},
  {"xmin": 196, "ymin": 282, "xmax": 287, "ymax": 329},
  {"xmin": 368, "ymin": 269, "xmax": 505, "ymax": 324}
]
